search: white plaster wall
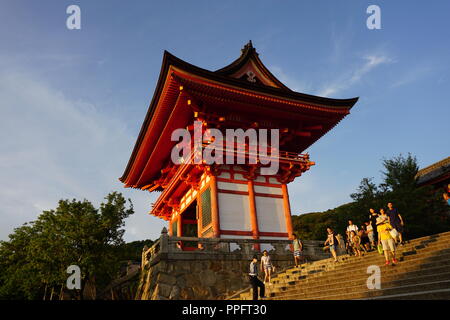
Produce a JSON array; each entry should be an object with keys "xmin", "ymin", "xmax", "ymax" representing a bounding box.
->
[
  {"xmin": 253, "ymin": 185, "xmax": 282, "ymax": 195},
  {"xmin": 255, "ymin": 196, "xmax": 286, "ymax": 233},
  {"xmin": 218, "ymin": 193, "xmax": 251, "ymax": 231},
  {"xmin": 268, "ymin": 177, "xmax": 280, "ymax": 184},
  {"xmin": 220, "ymin": 234, "xmax": 253, "ymax": 240},
  {"xmin": 218, "ymin": 171, "xmax": 231, "ymax": 179},
  {"xmin": 254, "ymin": 176, "xmax": 266, "ymax": 183},
  {"xmin": 217, "ymin": 181, "xmax": 248, "ymax": 192}
]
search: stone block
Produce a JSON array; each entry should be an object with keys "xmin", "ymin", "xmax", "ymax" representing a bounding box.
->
[
  {"xmin": 192, "ymin": 261, "xmax": 204, "ymax": 273},
  {"xmin": 185, "ymin": 273, "xmax": 200, "ymax": 287},
  {"xmin": 157, "ymin": 272, "xmax": 177, "ymax": 286},
  {"xmin": 208, "ymin": 286, "xmax": 218, "ymax": 298},
  {"xmin": 176, "ymin": 275, "xmax": 186, "ymax": 288},
  {"xmin": 230, "ymin": 277, "xmax": 247, "ymax": 291},
  {"xmin": 180, "ymin": 287, "xmax": 194, "ymax": 300},
  {"xmin": 200, "ymin": 269, "xmax": 217, "ymax": 287},
  {"xmin": 214, "ymin": 278, "xmax": 229, "ymax": 293},
  {"xmin": 169, "ymin": 285, "xmax": 180, "ymax": 300},
  {"xmin": 154, "ymin": 283, "xmax": 172, "ymax": 298},
  {"xmin": 209, "ymin": 261, "xmax": 222, "ymax": 272},
  {"xmin": 192, "ymin": 285, "xmax": 210, "ymax": 299}
]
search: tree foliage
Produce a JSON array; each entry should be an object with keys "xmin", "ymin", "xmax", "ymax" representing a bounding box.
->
[
  {"xmin": 292, "ymin": 154, "xmax": 450, "ymax": 241},
  {"xmin": 0, "ymin": 192, "xmax": 135, "ymax": 300}
]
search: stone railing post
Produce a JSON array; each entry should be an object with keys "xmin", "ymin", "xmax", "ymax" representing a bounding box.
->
[
  {"xmin": 160, "ymin": 227, "xmax": 169, "ymax": 254},
  {"xmin": 240, "ymin": 241, "xmax": 253, "ymax": 255}
]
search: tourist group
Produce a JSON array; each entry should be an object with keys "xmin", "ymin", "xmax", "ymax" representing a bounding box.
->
[{"xmin": 248, "ymin": 202, "xmax": 405, "ymax": 300}]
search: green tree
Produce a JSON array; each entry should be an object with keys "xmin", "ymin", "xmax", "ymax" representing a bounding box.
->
[
  {"xmin": 0, "ymin": 192, "xmax": 134, "ymax": 300},
  {"xmin": 379, "ymin": 154, "xmax": 449, "ymax": 238}
]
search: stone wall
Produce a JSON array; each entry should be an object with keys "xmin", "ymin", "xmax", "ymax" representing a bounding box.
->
[
  {"xmin": 135, "ymin": 229, "xmax": 336, "ymax": 300},
  {"xmin": 137, "ymin": 254, "xmax": 295, "ymax": 300}
]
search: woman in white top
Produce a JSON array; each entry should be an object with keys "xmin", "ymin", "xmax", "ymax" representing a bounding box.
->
[{"xmin": 260, "ymin": 250, "xmax": 273, "ymax": 284}]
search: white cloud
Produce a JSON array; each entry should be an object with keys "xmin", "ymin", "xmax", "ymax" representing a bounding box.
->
[
  {"xmin": 390, "ymin": 64, "xmax": 433, "ymax": 88},
  {"xmin": 0, "ymin": 70, "xmax": 165, "ymax": 242},
  {"xmin": 319, "ymin": 54, "xmax": 393, "ymax": 97},
  {"xmin": 268, "ymin": 52, "xmax": 393, "ymax": 98},
  {"xmin": 270, "ymin": 65, "xmax": 313, "ymax": 93}
]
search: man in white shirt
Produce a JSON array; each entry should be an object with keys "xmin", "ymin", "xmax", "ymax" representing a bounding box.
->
[
  {"xmin": 346, "ymin": 220, "xmax": 358, "ymax": 254},
  {"xmin": 346, "ymin": 220, "xmax": 359, "ymax": 235}
]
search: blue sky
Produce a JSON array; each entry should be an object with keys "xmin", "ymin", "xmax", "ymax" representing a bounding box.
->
[{"xmin": 1, "ymin": 0, "xmax": 449, "ymax": 242}]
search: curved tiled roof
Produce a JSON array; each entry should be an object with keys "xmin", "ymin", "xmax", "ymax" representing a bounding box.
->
[
  {"xmin": 119, "ymin": 42, "xmax": 359, "ymax": 187},
  {"xmin": 416, "ymin": 157, "xmax": 450, "ymax": 186}
]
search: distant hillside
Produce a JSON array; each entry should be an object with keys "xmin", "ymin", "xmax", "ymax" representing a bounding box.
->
[{"xmin": 292, "ymin": 202, "xmax": 356, "ymax": 241}]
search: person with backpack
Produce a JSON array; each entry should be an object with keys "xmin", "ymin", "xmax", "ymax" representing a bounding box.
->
[
  {"xmin": 292, "ymin": 234, "xmax": 303, "ymax": 267},
  {"xmin": 324, "ymin": 227, "xmax": 341, "ymax": 262}
]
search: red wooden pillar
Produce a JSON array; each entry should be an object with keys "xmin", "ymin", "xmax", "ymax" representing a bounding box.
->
[
  {"xmin": 177, "ymin": 214, "xmax": 183, "ymax": 237},
  {"xmin": 168, "ymin": 218, "xmax": 173, "ymax": 236},
  {"xmin": 248, "ymin": 179, "xmax": 260, "ymax": 250},
  {"xmin": 196, "ymin": 193, "xmax": 202, "ymax": 237},
  {"xmin": 209, "ymin": 175, "xmax": 220, "ymax": 238},
  {"xmin": 281, "ymin": 183, "xmax": 294, "ymax": 239}
]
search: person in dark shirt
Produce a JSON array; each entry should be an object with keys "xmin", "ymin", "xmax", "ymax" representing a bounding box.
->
[
  {"xmin": 368, "ymin": 208, "xmax": 379, "ymax": 245},
  {"xmin": 249, "ymin": 255, "xmax": 265, "ymax": 300},
  {"xmin": 386, "ymin": 202, "xmax": 405, "ymax": 245}
]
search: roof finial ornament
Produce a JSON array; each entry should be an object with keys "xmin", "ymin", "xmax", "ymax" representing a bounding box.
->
[{"xmin": 241, "ymin": 40, "xmax": 254, "ymax": 54}]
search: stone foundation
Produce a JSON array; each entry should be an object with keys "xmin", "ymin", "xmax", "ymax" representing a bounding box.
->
[{"xmin": 136, "ymin": 229, "xmax": 333, "ymax": 300}]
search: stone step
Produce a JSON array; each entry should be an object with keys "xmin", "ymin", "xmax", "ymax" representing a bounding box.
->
[
  {"xmin": 240, "ymin": 253, "xmax": 450, "ymax": 300},
  {"xmin": 239, "ymin": 268, "xmax": 450, "ymax": 301},
  {"xmin": 268, "ymin": 253, "xmax": 450, "ymax": 293},
  {"xmin": 272, "ymin": 253, "xmax": 450, "ymax": 289},
  {"xmin": 233, "ymin": 231, "xmax": 450, "ymax": 300},
  {"xmin": 367, "ymin": 288, "xmax": 450, "ymax": 300},
  {"xmin": 277, "ymin": 246, "xmax": 450, "ymax": 281},
  {"xmin": 279, "ymin": 232, "xmax": 450, "ymax": 275},
  {"xmin": 272, "ymin": 279, "xmax": 450, "ymax": 300},
  {"xmin": 267, "ymin": 268, "xmax": 450, "ymax": 298},
  {"xmin": 280, "ymin": 243, "xmax": 450, "ymax": 277},
  {"xmin": 267, "ymin": 260, "xmax": 450, "ymax": 295},
  {"xmin": 273, "ymin": 261, "xmax": 450, "ymax": 293}
]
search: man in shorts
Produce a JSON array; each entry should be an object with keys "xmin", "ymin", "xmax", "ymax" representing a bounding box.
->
[
  {"xmin": 324, "ymin": 227, "xmax": 341, "ymax": 262},
  {"xmin": 292, "ymin": 234, "xmax": 303, "ymax": 267}
]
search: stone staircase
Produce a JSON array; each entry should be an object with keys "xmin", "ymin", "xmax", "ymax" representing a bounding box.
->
[{"xmin": 231, "ymin": 231, "xmax": 450, "ymax": 300}]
